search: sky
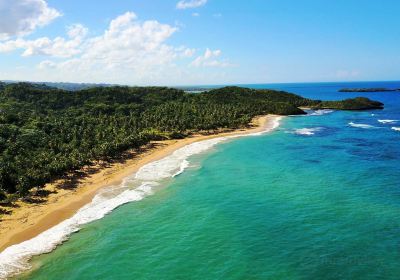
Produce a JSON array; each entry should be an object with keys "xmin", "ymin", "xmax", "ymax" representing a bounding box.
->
[{"xmin": 0, "ymin": 0, "xmax": 399, "ymax": 86}]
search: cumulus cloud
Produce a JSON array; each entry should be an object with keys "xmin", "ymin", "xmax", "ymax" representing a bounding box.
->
[
  {"xmin": 178, "ymin": 47, "xmax": 196, "ymax": 57},
  {"xmin": 0, "ymin": 11, "xmax": 233, "ymax": 85},
  {"xmin": 64, "ymin": 12, "xmax": 178, "ymax": 78},
  {"xmin": 191, "ymin": 48, "xmax": 233, "ymax": 67},
  {"xmin": 38, "ymin": 60, "xmax": 56, "ymax": 69},
  {"xmin": 0, "ymin": 24, "xmax": 88, "ymax": 57},
  {"xmin": 176, "ymin": 0, "xmax": 207, "ymax": 10},
  {"xmin": 0, "ymin": 0, "xmax": 61, "ymax": 39},
  {"xmin": 67, "ymin": 24, "xmax": 88, "ymax": 39},
  {"xmin": 33, "ymin": 12, "xmax": 181, "ymax": 83}
]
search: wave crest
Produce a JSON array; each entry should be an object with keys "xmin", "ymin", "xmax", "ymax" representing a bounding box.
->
[
  {"xmin": 378, "ymin": 119, "xmax": 398, "ymax": 124},
  {"xmin": 291, "ymin": 127, "xmax": 324, "ymax": 136},
  {"xmin": 348, "ymin": 122, "xmax": 376, "ymax": 129},
  {"xmin": 309, "ymin": 109, "xmax": 334, "ymax": 116}
]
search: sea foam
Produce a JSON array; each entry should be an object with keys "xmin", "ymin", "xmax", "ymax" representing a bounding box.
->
[
  {"xmin": 308, "ymin": 109, "xmax": 334, "ymax": 116},
  {"xmin": 245, "ymin": 116, "xmax": 282, "ymax": 136},
  {"xmin": 378, "ymin": 119, "xmax": 398, "ymax": 124},
  {"xmin": 348, "ymin": 122, "xmax": 376, "ymax": 129},
  {"xmin": 392, "ymin": 127, "xmax": 400, "ymax": 132},
  {"xmin": 0, "ymin": 116, "xmax": 282, "ymax": 279},
  {"xmin": 291, "ymin": 127, "xmax": 324, "ymax": 136}
]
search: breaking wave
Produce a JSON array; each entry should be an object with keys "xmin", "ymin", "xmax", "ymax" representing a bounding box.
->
[
  {"xmin": 378, "ymin": 119, "xmax": 398, "ymax": 124},
  {"xmin": 348, "ymin": 122, "xmax": 376, "ymax": 129},
  {"xmin": 291, "ymin": 127, "xmax": 324, "ymax": 136},
  {"xmin": 308, "ymin": 109, "xmax": 334, "ymax": 116}
]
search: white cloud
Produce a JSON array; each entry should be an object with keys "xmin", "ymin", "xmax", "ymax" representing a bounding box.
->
[
  {"xmin": 176, "ymin": 46, "xmax": 196, "ymax": 57},
  {"xmin": 176, "ymin": 0, "xmax": 207, "ymax": 10},
  {"xmin": 38, "ymin": 60, "xmax": 56, "ymax": 69},
  {"xmin": 0, "ymin": 24, "xmax": 88, "ymax": 57},
  {"xmin": 0, "ymin": 0, "xmax": 61, "ymax": 39},
  {"xmin": 67, "ymin": 24, "xmax": 88, "ymax": 39},
  {"xmin": 70, "ymin": 12, "xmax": 178, "ymax": 73},
  {"xmin": 192, "ymin": 12, "xmax": 200, "ymax": 17},
  {"xmin": 36, "ymin": 12, "xmax": 181, "ymax": 84},
  {"xmin": 191, "ymin": 48, "xmax": 233, "ymax": 68},
  {"xmin": 0, "ymin": 12, "xmax": 234, "ymax": 85}
]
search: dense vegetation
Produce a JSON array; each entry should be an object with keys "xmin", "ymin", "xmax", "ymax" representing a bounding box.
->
[
  {"xmin": 0, "ymin": 83, "xmax": 382, "ymax": 201},
  {"xmin": 312, "ymin": 97, "xmax": 384, "ymax": 110},
  {"xmin": 1, "ymin": 81, "xmax": 112, "ymax": 91}
]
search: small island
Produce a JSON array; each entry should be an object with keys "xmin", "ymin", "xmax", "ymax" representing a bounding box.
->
[
  {"xmin": 339, "ymin": 88, "xmax": 400, "ymax": 92},
  {"xmin": 308, "ymin": 97, "xmax": 384, "ymax": 110}
]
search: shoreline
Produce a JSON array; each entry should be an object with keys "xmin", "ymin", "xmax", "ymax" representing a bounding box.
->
[{"xmin": 0, "ymin": 115, "xmax": 282, "ymax": 254}]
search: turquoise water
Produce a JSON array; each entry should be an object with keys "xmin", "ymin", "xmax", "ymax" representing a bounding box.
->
[{"xmin": 17, "ymin": 82, "xmax": 400, "ymax": 279}]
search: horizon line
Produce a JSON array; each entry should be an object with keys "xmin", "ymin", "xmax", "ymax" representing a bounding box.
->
[{"xmin": 1, "ymin": 79, "xmax": 400, "ymax": 88}]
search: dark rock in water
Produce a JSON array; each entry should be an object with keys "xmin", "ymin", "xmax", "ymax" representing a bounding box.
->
[{"xmin": 339, "ymin": 88, "xmax": 397, "ymax": 92}]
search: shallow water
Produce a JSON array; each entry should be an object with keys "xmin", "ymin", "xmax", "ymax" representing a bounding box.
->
[{"xmin": 11, "ymin": 82, "xmax": 400, "ymax": 279}]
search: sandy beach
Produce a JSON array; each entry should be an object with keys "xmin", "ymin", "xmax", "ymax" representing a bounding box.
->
[{"xmin": 0, "ymin": 115, "xmax": 281, "ymax": 253}]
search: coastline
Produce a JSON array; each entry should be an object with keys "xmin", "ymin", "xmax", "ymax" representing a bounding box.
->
[{"xmin": 0, "ymin": 115, "xmax": 282, "ymax": 254}]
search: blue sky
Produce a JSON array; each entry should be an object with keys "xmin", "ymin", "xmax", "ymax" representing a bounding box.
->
[{"xmin": 0, "ymin": 0, "xmax": 399, "ymax": 85}]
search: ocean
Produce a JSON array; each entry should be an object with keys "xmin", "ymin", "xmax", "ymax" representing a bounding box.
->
[{"xmin": 4, "ymin": 82, "xmax": 400, "ymax": 279}]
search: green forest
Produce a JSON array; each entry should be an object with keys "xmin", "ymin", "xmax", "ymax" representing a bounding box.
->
[{"xmin": 0, "ymin": 83, "xmax": 383, "ymax": 202}]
